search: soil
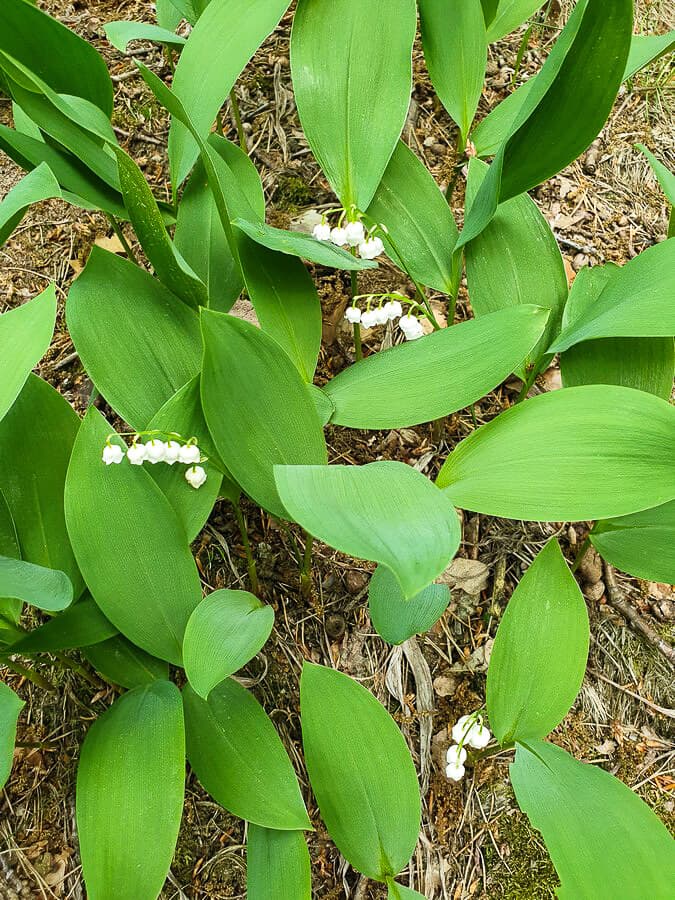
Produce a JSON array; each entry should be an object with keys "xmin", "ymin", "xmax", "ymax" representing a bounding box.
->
[{"xmin": 0, "ymin": 1, "xmax": 673, "ymax": 898}]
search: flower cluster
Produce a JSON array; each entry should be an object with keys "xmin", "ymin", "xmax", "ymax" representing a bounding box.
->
[
  {"xmin": 344, "ymin": 293, "xmax": 426, "ymax": 342},
  {"xmin": 102, "ymin": 432, "xmax": 207, "ymax": 489},
  {"xmin": 445, "ymin": 713, "xmax": 492, "ymax": 782},
  {"xmin": 312, "ymin": 214, "xmax": 385, "ymax": 261}
]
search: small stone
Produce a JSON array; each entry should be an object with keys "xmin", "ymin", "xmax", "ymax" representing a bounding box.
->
[
  {"xmin": 433, "ymin": 675, "xmax": 457, "ymax": 698},
  {"xmin": 345, "ymin": 570, "xmax": 368, "ymax": 595}
]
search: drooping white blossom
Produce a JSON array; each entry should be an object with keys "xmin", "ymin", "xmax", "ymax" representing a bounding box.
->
[
  {"xmin": 312, "ymin": 222, "xmax": 331, "ymax": 242},
  {"xmin": 383, "ymin": 299, "xmax": 403, "ymax": 320},
  {"xmin": 451, "ymin": 714, "xmax": 492, "ymax": 750},
  {"xmin": 358, "ymin": 236, "xmax": 384, "ymax": 260},
  {"xmin": 102, "ymin": 444, "xmax": 124, "ymax": 465},
  {"xmin": 178, "ymin": 443, "xmax": 201, "ymax": 465},
  {"xmin": 373, "ymin": 305, "xmax": 389, "ymax": 325},
  {"xmin": 126, "ymin": 442, "xmax": 147, "ymax": 466},
  {"xmin": 330, "ymin": 226, "xmax": 348, "ymax": 247},
  {"xmin": 164, "ymin": 440, "xmax": 181, "ymax": 465},
  {"xmin": 399, "ymin": 315, "xmax": 425, "ymax": 341},
  {"xmin": 344, "ymin": 220, "xmax": 365, "ymax": 247},
  {"xmin": 144, "ymin": 439, "xmax": 167, "ymax": 464},
  {"xmin": 446, "ymin": 744, "xmax": 468, "ymax": 767},
  {"xmin": 185, "ymin": 465, "xmax": 207, "ymax": 489},
  {"xmin": 445, "ymin": 760, "xmax": 466, "ymax": 782},
  {"xmin": 345, "ymin": 306, "xmax": 362, "ymax": 324},
  {"xmin": 361, "ymin": 309, "xmax": 378, "ymax": 328}
]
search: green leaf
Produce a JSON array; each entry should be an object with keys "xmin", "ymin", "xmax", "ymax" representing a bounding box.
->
[
  {"xmin": 65, "ymin": 408, "xmax": 203, "ymax": 665},
  {"xmin": 291, "ymin": 0, "xmax": 417, "ymax": 210},
  {"xmin": 471, "ymin": 78, "xmax": 536, "ymax": 158},
  {"xmin": 169, "ymin": 0, "xmax": 291, "ymax": 187},
  {"xmin": 301, "ymin": 662, "xmax": 420, "ymax": 880},
  {"xmin": 0, "ymin": 490, "xmax": 21, "ymax": 626},
  {"xmin": 83, "ymin": 635, "xmax": 169, "ymax": 689},
  {"xmin": 487, "ymin": 540, "xmax": 588, "ymax": 744},
  {"xmin": 419, "ymin": 0, "xmax": 487, "ymax": 143},
  {"xmin": 145, "ymin": 380, "xmax": 223, "ymax": 542},
  {"xmin": 0, "ymin": 163, "xmax": 61, "ymax": 245},
  {"xmin": 236, "ymin": 235, "xmax": 322, "ymax": 381},
  {"xmin": 510, "ymin": 739, "xmax": 675, "ymax": 899},
  {"xmin": 201, "ymin": 310, "xmax": 327, "ymax": 518},
  {"xmin": 67, "ymin": 246, "xmax": 202, "ymax": 430},
  {"xmin": 459, "ymin": 0, "xmax": 632, "ymax": 246},
  {"xmin": 437, "ymin": 385, "xmax": 675, "ymax": 521},
  {"xmin": 156, "ymin": 0, "xmax": 188, "ymax": 28},
  {"xmin": 0, "ymin": 0, "xmax": 113, "ymax": 115},
  {"xmin": 323, "ymin": 306, "xmax": 548, "ymax": 429},
  {"xmin": 247, "ymin": 825, "xmax": 312, "ymax": 900},
  {"xmin": 387, "ymin": 881, "xmax": 426, "ymax": 900},
  {"xmin": 183, "ymin": 679, "xmax": 311, "ymax": 829},
  {"xmin": 0, "ymin": 681, "xmax": 23, "ymax": 790},
  {"xmin": 0, "ymin": 282, "xmax": 56, "ymax": 422},
  {"xmin": 114, "ymin": 147, "xmax": 208, "ymax": 309},
  {"xmin": 183, "ymin": 589, "xmax": 274, "ymax": 698},
  {"xmin": 550, "ymin": 241, "xmax": 675, "ymax": 353},
  {"xmin": 275, "ymin": 462, "xmax": 461, "ymax": 600},
  {"xmin": 0, "ymin": 375, "xmax": 83, "ymax": 595},
  {"xmin": 486, "ymin": 1, "xmax": 543, "ymax": 42},
  {"xmin": 104, "ymin": 20, "xmax": 187, "ymax": 52},
  {"xmin": 624, "ymin": 30, "xmax": 675, "ymax": 81},
  {"xmin": 636, "ymin": 143, "xmax": 675, "ymax": 237},
  {"xmin": 368, "ymin": 566, "xmax": 450, "ymax": 646},
  {"xmin": 366, "ymin": 140, "xmax": 459, "ymax": 294},
  {"xmin": 233, "ymin": 218, "xmax": 376, "ymax": 271},
  {"xmin": 77, "ymin": 681, "xmax": 185, "ymax": 900},
  {"xmin": 559, "ymin": 265, "xmax": 674, "ymax": 399},
  {"xmin": 481, "ymin": 0, "xmax": 500, "ymax": 25},
  {"xmin": 465, "ymin": 158, "xmax": 566, "ymax": 372},
  {"xmin": 8, "ymin": 595, "xmax": 117, "ymax": 654},
  {"xmin": 591, "ymin": 501, "xmax": 675, "ymax": 585},
  {"xmin": 0, "ymin": 557, "xmax": 72, "ymax": 612}
]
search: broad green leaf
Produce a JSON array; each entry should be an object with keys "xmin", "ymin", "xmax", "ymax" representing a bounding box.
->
[
  {"xmin": 591, "ymin": 501, "xmax": 675, "ymax": 585},
  {"xmin": 465, "ymin": 158, "xmax": 566, "ymax": 372},
  {"xmin": 291, "ymin": 0, "xmax": 417, "ymax": 210},
  {"xmin": 487, "ymin": 540, "xmax": 588, "ymax": 743},
  {"xmin": 247, "ymin": 825, "xmax": 312, "ymax": 900},
  {"xmin": 0, "ymin": 491, "xmax": 21, "ymax": 626},
  {"xmin": 183, "ymin": 589, "xmax": 274, "ymax": 698},
  {"xmin": 275, "ymin": 462, "xmax": 461, "ymax": 600},
  {"xmin": 104, "ymin": 21, "xmax": 187, "ymax": 52},
  {"xmin": 157, "ymin": 0, "xmax": 197, "ymax": 28},
  {"xmin": 233, "ymin": 219, "xmax": 376, "ymax": 272},
  {"xmin": 145, "ymin": 380, "xmax": 223, "ymax": 542},
  {"xmin": 0, "ymin": 283, "xmax": 56, "ymax": 422},
  {"xmin": 387, "ymin": 881, "xmax": 425, "ymax": 900},
  {"xmin": 559, "ymin": 265, "xmax": 674, "ymax": 399},
  {"xmin": 9, "ymin": 595, "xmax": 117, "ymax": 654},
  {"xmin": 0, "ymin": 557, "xmax": 72, "ymax": 612},
  {"xmin": 169, "ymin": 0, "xmax": 291, "ymax": 187},
  {"xmin": 77, "ymin": 681, "xmax": 185, "ymax": 900},
  {"xmin": 366, "ymin": 140, "xmax": 460, "ymax": 294},
  {"xmin": 636, "ymin": 144, "xmax": 674, "ymax": 238},
  {"xmin": 323, "ymin": 306, "xmax": 548, "ymax": 428},
  {"xmin": 459, "ymin": 0, "xmax": 632, "ymax": 246},
  {"xmin": 201, "ymin": 310, "xmax": 327, "ymax": 518},
  {"xmin": 183, "ymin": 679, "xmax": 311, "ymax": 829},
  {"xmin": 114, "ymin": 148, "xmax": 207, "ymax": 309},
  {"xmin": 486, "ymin": 1, "xmax": 543, "ymax": 42},
  {"xmin": 438, "ymin": 385, "xmax": 675, "ymax": 521},
  {"xmin": 551, "ymin": 241, "xmax": 675, "ymax": 353},
  {"xmin": 511, "ymin": 739, "xmax": 675, "ymax": 899},
  {"xmin": 67, "ymin": 247, "xmax": 202, "ymax": 430},
  {"xmin": 624, "ymin": 31, "xmax": 675, "ymax": 81},
  {"xmin": 236, "ymin": 235, "xmax": 322, "ymax": 382},
  {"xmin": 0, "ymin": 0, "xmax": 113, "ymax": 115},
  {"xmin": 0, "ymin": 681, "xmax": 23, "ymax": 790},
  {"xmin": 0, "ymin": 124, "xmax": 128, "ymax": 219},
  {"xmin": 0, "ymin": 163, "xmax": 61, "ymax": 244},
  {"xmin": 368, "ymin": 566, "xmax": 450, "ymax": 646},
  {"xmin": 419, "ymin": 0, "xmax": 487, "ymax": 143},
  {"xmin": 471, "ymin": 78, "xmax": 536, "ymax": 158},
  {"xmin": 301, "ymin": 662, "xmax": 420, "ymax": 880},
  {"xmin": 0, "ymin": 375, "xmax": 83, "ymax": 595},
  {"xmin": 83, "ymin": 635, "xmax": 169, "ymax": 689},
  {"xmin": 65, "ymin": 408, "xmax": 203, "ymax": 665}
]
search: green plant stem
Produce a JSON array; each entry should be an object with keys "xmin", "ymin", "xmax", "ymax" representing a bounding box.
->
[
  {"xmin": 512, "ymin": 24, "xmax": 533, "ymax": 85},
  {"xmin": 414, "ymin": 285, "xmax": 441, "ymax": 331},
  {"xmin": 53, "ymin": 651, "xmax": 99, "ymax": 688},
  {"xmin": 106, "ymin": 214, "xmax": 139, "ymax": 265},
  {"xmin": 470, "ymin": 741, "xmax": 515, "ymax": 765},
  {"xmin": 165, "ymin": 46, "xmax": 175, "ymax": 75},
  {"xmin": 515, "ymin": 366, "xmax": 539, "ymax": 403},
  {"xmin": 445, "ymin": 130, "xmax": 466, "ymax": 203},
  {"xmin": 571, "ymin": 535, "xmax": 592, "ymax": 574},
  {"xmin": 229, "ymin": 88, "xmax": 247, "ymax": 153},
  {"xmin": 300, "ymin": 532, "xmax": 313, "ymax": 598},
  {"xmin": 351, "ymin": 270, "xmax": 363, "ymax": 360},
  {"xmin": 233, "ymin": 502, "xmax": 259, "ymax": 595},
  {"xmin": 1, "ymin": 658, "xmax": 56, "ymax": 692}
]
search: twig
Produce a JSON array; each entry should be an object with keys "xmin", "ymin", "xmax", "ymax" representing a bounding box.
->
[
  {"xmin": 602, "ymin": 561, "xmax": 675, "ymax": 666},
  {"xmin": 588, "ymin": 668, "xmax": 675, "ymax": 718}
]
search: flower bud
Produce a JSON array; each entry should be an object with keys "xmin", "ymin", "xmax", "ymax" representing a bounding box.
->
[
  {"xmin": 102, "ymin": 444, "xmax": 124, "ymax": 465},
  {"xmin": 312, "ymin": 222, "xmax": 331, "ymax": 241},
  {"xmin": 179, "ymin": 443, "xmax": 201, "ymax": 465},
  {"xmin": 185, "ymin": 465, "xmax": 207, "ymax": 489}
]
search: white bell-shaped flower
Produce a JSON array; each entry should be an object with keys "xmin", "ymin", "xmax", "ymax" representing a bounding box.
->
[
  {"xmin": 185, "ymin": 465, "xmax": 207, "ymax": 489},
  {"xmin": 361, "ymin": 309, "xmax": 378, "ymax": 328},
  {"xmin": 330, "ymin": 227, "xmax": 348, "ymax": 247},
  {"xmin": 345, "ymin": 220, "xmax": 365, "ymax": 247},
  {"xmin": 126, "ymin": 442, "xmax": 147, "ymax": 466},
  {"xmin": 345, "ymin": 306, "xmax": 362, "ymax": 324},
  {"xmin": 399, "ymin": 315, "xmax": 425, "ymax": 341},
  {"xmin": 144, "ymin": 439, "xmax": 167, "ymax": 464},
  {"xmin": 358, "ymin": 236, "xmax": 384, "ymax": 260},
  {"xmin": 446, "ymin": 744, "xmax": 468, "ymax": 767},
  {"xmin": 164, "ymin": 440, "xmax": 181, "ymax": 465},
  {"xmin": 383, "ymin": 299, "xmax": 403, "ymax": 320},
  {"xmin": 373, "ymin": 305, "xmax": 389, "ymax": 325},
  {"xmin": 445, "ymin": 761, "xmax": 466, "ymax": 782},
  {"xmin": 312, "ymin": 222, "xmax": 331, "ymax": 242},
  {"xmin": 179, "ymin": 443, "xmax": 201, "ymax": 465},
  {"xmin": 102, "ymin": 444, "xmax": 124, "ymax": 465},
  {"xmin": 451, "ymin": 714, "xmax": 492, "ymax": 750}
]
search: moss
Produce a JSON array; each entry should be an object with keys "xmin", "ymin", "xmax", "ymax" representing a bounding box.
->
[
  {"xmin": 484, "ymin": 807, "xmax": 559, "ymax": 899},
  {"xmin": 273, "ymin": 174, "xmax": 314, "ymax": 212}
]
